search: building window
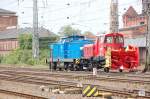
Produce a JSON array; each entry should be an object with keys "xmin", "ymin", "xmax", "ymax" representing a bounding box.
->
[
  {"xmin": 140, "ymin": 22, "xmax": 145, "ymax": 25},
  {"xmin": 128, "ymin": 18, "xmax": 132, "ymax": 21}
]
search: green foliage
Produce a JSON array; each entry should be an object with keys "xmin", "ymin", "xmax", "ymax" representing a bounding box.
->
[
  {"xmin": 1, "ymin": 33, "xmax": 57, "ymax": 66},
  {"xmin": 83, "ymin": 31, "xmax": 94, "ymax": 36},
  {"xmin": 18, "ymin": 34, "xmax": 32, "ymax": 49},
  {"xmin": 39, "ymin": 49, "xmax": 49, "ymax": 64},
  {"xmin": 59, "ymin": 25, "xmax": 81, "ymax": 36},
  {"xmin": 18, "ymin": 33, "xmax": 59, "ymax": 49},
  {"xmin": 2, "ymin": 49, "xmax": 22, "ymax": 64},
  {"xmin": 39, "ymin": 36, "xmax": 59, "ymax": 49},
  {"xmin": 0, "ymin": 56, "xmax": 3, "ymax": 63},
  {"xmin": 2, "ymin": 49, "xmax": 49, "ymax": 65}
]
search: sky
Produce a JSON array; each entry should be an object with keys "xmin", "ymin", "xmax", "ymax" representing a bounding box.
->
[{"xmin": 0, "ymin": 0, "xmax": 142, "ymax": 34}]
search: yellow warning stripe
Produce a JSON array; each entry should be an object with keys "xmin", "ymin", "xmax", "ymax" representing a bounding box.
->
[
  {"xmin": 76, "ymin": 59, "xmax": 80, "ymax": 64},
  {"xmin": 83, "ymin": 86, "xmax": 90, "ymax": 94},
  {"xmin": 93, "ymin": 91, "xmax": 98, "ymax": 97},
  {"xmin": 87, "ymin": 87, "xmax": 97, "ymax": 97}
]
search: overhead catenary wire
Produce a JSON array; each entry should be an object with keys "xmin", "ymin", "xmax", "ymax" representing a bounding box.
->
[
  {"xmin": 5, "ymin": 0, "xmax": 140, "ymax": 15},
  {"xmin": 4, "ymin": 0, "xmax": 141, "ymax": 33},
  {"xmin": 18, "ymin": 0, "xmax": 140, "ymax": 23}
]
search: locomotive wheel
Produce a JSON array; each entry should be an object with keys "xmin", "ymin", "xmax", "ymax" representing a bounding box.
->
[
  {"xmin": 119, "ymin": 69, "xmax": 123, "ymax": 72},
  {"xmin": 69, "ymin": 63, "xmax": 74, "ymax": 71},
  {"xmin": 87, "ymin": 64, "xmax": 93, "ymax": 71},
  {"xmin": 53, "ymin": 62, "xmax": 57, "ymax": 70},
  {"xmin": 64, "ymin": 63, "xmax": 69, "ymax": 71},
  {"xmin": 74, "ymin": 65, "xmax": 78, "ymax": 71},
  {"xmin": 87, "ymin": 68, "xmax": 92, "ymax": 71},
  {"xmin": 104, "ymin": 67, "xmax": 109, "ymax": 73}
]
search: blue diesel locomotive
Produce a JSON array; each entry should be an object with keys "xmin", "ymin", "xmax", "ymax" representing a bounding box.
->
[{"xmin": 50, "ymin": 35, "xmax": 93, "ymax": 71}]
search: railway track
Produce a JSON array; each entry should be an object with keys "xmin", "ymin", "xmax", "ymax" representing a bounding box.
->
[
  {"xmin": 0, "ymin": 66, "xmax": 150, "ymax": 80},
  {"xmin": 0, "ymin": 66, "xmax": 150, "ymax": 98},
  {"xmin": 1, "ymin": 70, "xmax": 149, "ymax": 84},
  {"xmin": 0, "ymin": 66, "xmax": 150, "ymax": 78},
  {"xmin": 0, "ymin": 89, "xmax": 47, "ymax": 99},
  {"xmin": 0, "ymin": 67, "xmax": 150, "ymax": 91},
  {"xmin": 0, "ymin": 73, "xmax": 149, "ymax": 99}
]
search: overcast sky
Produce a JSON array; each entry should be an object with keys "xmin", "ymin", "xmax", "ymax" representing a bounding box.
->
[{"xmin": 0, "ymin": 0, "xmax": 142, "ymax": 34}]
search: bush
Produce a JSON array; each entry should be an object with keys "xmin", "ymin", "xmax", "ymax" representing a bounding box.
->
[
  {"xmin": 1, "ymin": 48, "xmax": 50, "ymax": 65},
  {"xmin": 39, "ymin": 49, "xmax": 49, "ymax": 64},
  {"xmin": 1, "ymin": 33, "xmax": 55, "ymax": 66},
  {"xmin": 18, "ymin": 34, "xmax": 32, "ymax": 49},
  {"xmin": 0, "ymin": 56, "xmax": 3, "ymax": 63},
  {"xmin": 2, "ymin": 49, "xmax": 21, "ymax": 64}
]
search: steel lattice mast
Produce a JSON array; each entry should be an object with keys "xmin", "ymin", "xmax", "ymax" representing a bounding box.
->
[
  {"xmin": 33, "ymin": 0, "xmax": 39, "ymax": 59},
  {"xmin": 143, "ymin": 0, "xmax": 150, "ymax": 72},
  {"xmin": 110, "ymin": 0, "xmax": 119, "ymax": 33}
]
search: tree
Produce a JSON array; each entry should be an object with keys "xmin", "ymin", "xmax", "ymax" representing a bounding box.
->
[
  {"xmin": 59, "ymin": 25, "xmax": 81, "ymax": 36},
  {"xmin": 18, "ymin": 33, "xmax": 59, "ymax": 49},
  {"xmin": 83, "ymin": 31, "xmax": 93, "ymax": 36},
  {"xmin": 83, "ymin": 31, "xmax": 96, "ymax": 39},
  {"xmin": 18, "ymin": 34, "xmax": 32, "ymax": 49},
  {"xmin": 39, "ymin": 36, "xmax": 59, "ymax": 49}
]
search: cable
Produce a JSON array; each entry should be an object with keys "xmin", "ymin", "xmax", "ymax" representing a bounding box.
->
[
  {"xmin": 17, "ymin": 0, "xmax": 142, "ymax": 31},
  {"xmin": 19, "ymin": 0, "xmax": 140, "ymax": 18}
]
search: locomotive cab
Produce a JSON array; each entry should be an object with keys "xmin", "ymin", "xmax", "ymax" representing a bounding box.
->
[
  {"xmin": 91, "ymin": 33, "xmax": 125, "ymax": 71},
  {"xmin": 94, "ymin": 33, "xmax": 124, "ymax": 57},
  {"xmin": 104, "ymin": 33, "xmax": 124, "ymax": 50}
]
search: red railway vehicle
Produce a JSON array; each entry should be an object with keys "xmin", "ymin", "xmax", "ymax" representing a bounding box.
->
[{"xmin": 83, "ymin": 33, "xmax": 139, "ymax": 72}]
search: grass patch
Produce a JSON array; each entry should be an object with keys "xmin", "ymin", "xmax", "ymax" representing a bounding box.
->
[{"xmin": 1, "ymin": 49, "xmax": 50, "ymax": 66}]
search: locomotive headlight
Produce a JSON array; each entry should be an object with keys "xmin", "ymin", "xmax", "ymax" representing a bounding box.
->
[
  {"xmin": 80, "ymin": 47, "xmax": 83, "ymax": 50},
  {"xmin": 120, "ymin": 65, "xmax": 124, "ymax": 70}
]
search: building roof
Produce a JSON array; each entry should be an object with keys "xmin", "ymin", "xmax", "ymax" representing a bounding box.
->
[
  {"xmin": 123, "ymin": 6, "xmax": 138, "ymax": 17},
  {"xmin": 120, "ymin": 24, "xmax": 146, "ymax": 31},
  {"xmin": 119, "ymin": 24, "xmax": 147, "ymax": 38},
  {"xmin": 82, "ymin": 32, "xmax": 96, "ymax": 39},
  {"xmin": 0, "ymin": 29, "xmax": 17, "ymax": 39},
  {"xmin": 18, "ymin": 27, "xmax": 56, "ymax": 38},
  {"xmin": 0, "ymin": 8, "xmax": 16, "ymax": 15},
  {"xmin": 0, "ymin": 27, "xmax": 56, "ymax": 40},
  {"xmin": 124, "ymin": 37, "xmax": 146, "ymax": 47}
]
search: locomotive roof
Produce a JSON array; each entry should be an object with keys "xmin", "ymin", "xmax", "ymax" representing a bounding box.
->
[
  {"xmin": 105, "ymin": 33, "xmax": 123, "ymax": 36},
  {"xmin": 67, "ymin": 35, "xmax": 84, "ymax": 38},
  {"xmin": 96, "ymin": 33, "xmax": 123, "ymax": 37},
  {"xmin": 60, "ymin": 35, "xmax": 84, "ymax": 39}
]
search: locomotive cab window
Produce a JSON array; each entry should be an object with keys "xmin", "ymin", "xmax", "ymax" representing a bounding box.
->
[
  {"xmin": 105, "ymin": 36, "xmax": 113, "ymax": 43},
  {"xmin": 60, "ymin": 38, "xmax": 66, "ymax": 43},
  {"xmin": 98, "ymin": 36, "xmax": 105, "ymax": 43},
  {"xmin": 114, "ymin": 36, "xmax": 123, "ymax": 43}
]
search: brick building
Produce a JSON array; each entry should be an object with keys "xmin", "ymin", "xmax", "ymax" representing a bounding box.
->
[
  {"xmin": 0, "ymin": 9, "xmax": 18, "ymax": 56},
  {"xmin": 120, "ymin": 6, "xmax": 147, "ymax": 37},
  {"xmin": 0, "ymin": 29, "xmax": 18, "ymax": 55},
  {"xmin": 0, "ymin": 27, "xmax": 56, "ymax": 56},
  {"xmin": 120, "ymin": 6, "xmax": 147, "ymax": 64},
  {"xmin": 0, "ymin": 8, "xmax": 17, "ymax": 31},
  {"xmin": 0, "ymin": 8, "xmax": 56, "ymax": 56}
]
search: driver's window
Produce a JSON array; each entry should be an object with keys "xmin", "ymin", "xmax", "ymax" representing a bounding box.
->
[
  {"xmin": 115, "ymin": 36, "xmax": 123, "ymax": 43},
  {"xmin": 119, "ymin": 36, "xmax": 123, "ymax": 43},
  {"xmin": 115, "ymin": 36, "xmax": 120, "ymax": 43},
  {"xmin": 105, "ymin": 36, "xmax": 113, "ymax": 43}
]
